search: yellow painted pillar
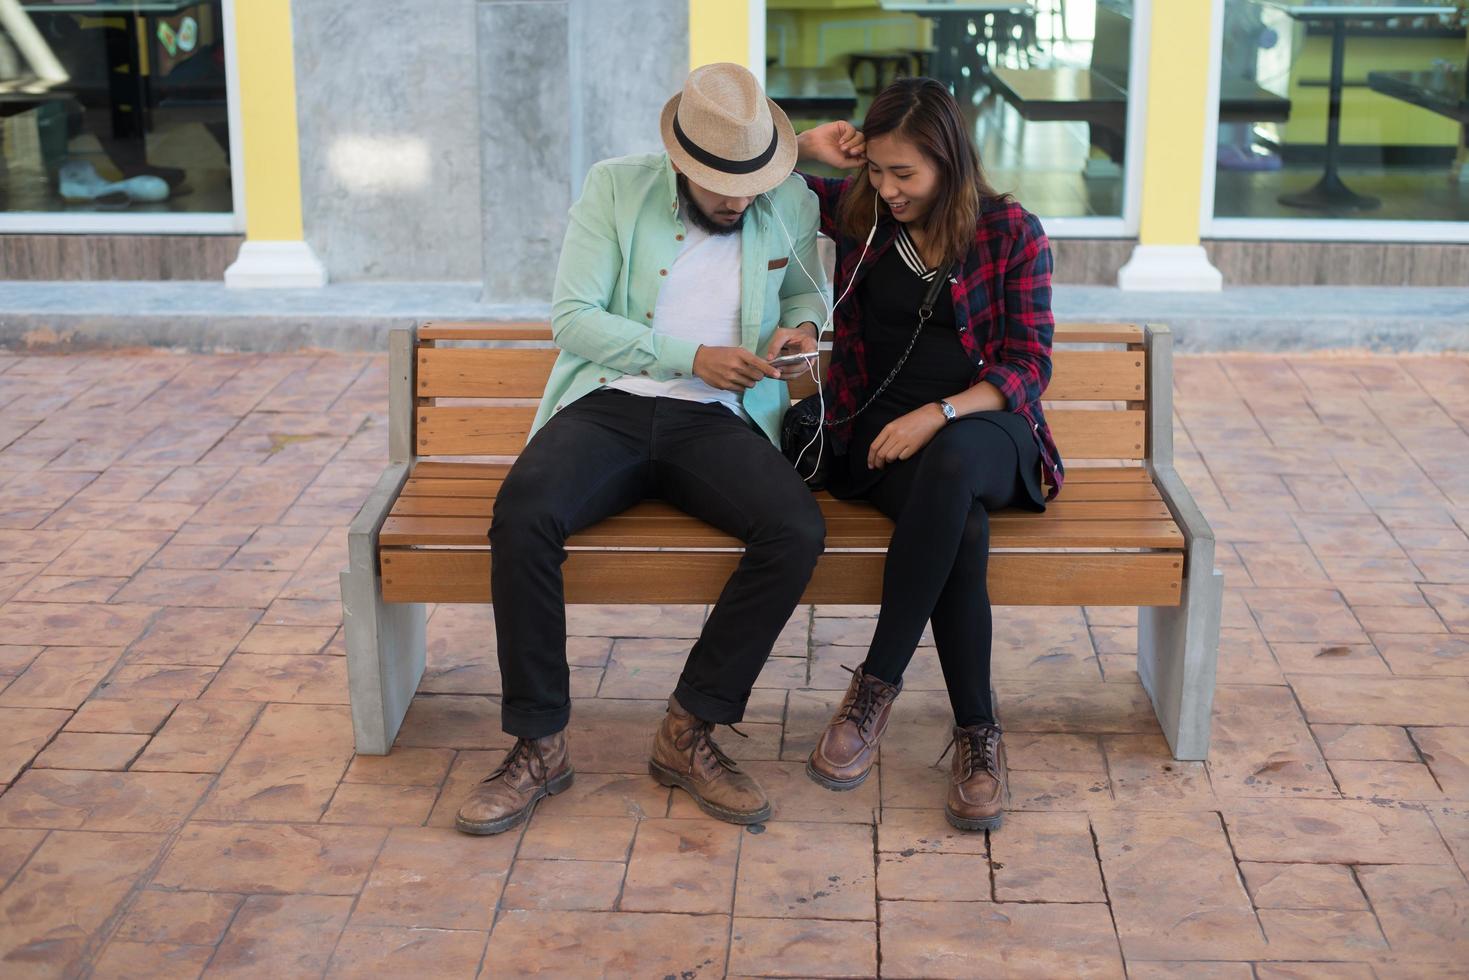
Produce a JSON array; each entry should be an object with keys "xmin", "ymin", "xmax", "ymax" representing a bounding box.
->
[
  {"xmin": 690, "ymin": 0, "xmax": 753, "ymax": 70},
  {"xmin": 1117, "ymin": 0, "xmax": 1222, "ymax": 290},
  {"xmin": 224, "ymin": 0, "xmax": 326, "ymax": 287}
]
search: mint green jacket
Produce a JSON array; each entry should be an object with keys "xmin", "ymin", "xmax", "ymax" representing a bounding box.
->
[{"xmin": 535, "ymin": 153, "xmax": 826, "ymax": 445}]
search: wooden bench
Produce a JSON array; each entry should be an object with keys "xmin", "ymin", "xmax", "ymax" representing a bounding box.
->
[{"xmin": 341, "ymin": 321, "xmax": 1223, "ymax": 762}]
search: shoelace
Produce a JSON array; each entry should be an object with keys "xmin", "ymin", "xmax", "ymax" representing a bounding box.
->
[
  {"xmin": 837, "ymin": 665, "xmax": 892, "ymax": 738},
  {"xmin": 484, "ymin": 737, "xmax": 548, "ymax": 784},
  {"xmin": 675, "ymin": 719, "xmax": 746, "ymax": 774},
  {"xmin": 934, "ymin": 725, "xmax": 1001, "ymax": 777}
]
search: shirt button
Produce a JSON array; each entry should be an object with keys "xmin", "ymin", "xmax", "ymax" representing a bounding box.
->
[
  {"xmin": 675, "ymin": 234, "xmax": 684, "ymax": 241},
  {"xmin": 674, "ymin": 372, "xmax": 684, "ymax": 378},
  {"xmin": 598, "ymin": 377, "xmax": 607, "ymax": 383},
  {"xmin": 645, "ymin": 312, "xmax": 653, "ymax": 319},
  {"xmin": 554, "ymin": 404, "xmax": 563, "ymax": 411},
  {"xmin": 640, "ymin": 370, "xmax": 649, "ymax": 376},
  {"xmin": 659, "ymin": 269, "xmax": 668, "ymax": 276}
]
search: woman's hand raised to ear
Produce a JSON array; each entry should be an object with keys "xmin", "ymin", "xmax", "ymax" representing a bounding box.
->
[{"xmin": 796, "ymin": 121, "xmax": 867, "ymax": 170}]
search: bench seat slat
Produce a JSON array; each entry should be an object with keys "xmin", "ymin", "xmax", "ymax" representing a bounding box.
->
[
  {"xmin": 379, "ymin": 549, "xmax": 1184, "ymax": 606},
  {"xmin": 379, "ymin": 512, "xmax": 1184, "ymax": 549}
]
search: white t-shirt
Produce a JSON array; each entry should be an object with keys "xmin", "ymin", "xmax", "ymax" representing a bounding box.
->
[{"xmin": 607, "ymin": 207, "xmax": 747, "ymax": 418}]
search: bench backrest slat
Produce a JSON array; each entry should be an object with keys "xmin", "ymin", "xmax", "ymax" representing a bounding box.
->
[{"xmin": 408, "ymin": 321, "xmax": 1150, "ymax": 463}]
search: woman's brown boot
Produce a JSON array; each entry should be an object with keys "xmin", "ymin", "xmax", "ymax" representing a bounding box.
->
[
  {"xmin": 944, "ymin": 722, "xmax": 1006, "ymax": 831},
  {"xmin": 806, "ymin": 667, "xmax": 901, "ymax": 791}
]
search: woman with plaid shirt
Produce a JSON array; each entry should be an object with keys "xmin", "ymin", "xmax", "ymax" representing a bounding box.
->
[{"xmin": 796, "ymin": 79, "xmax": 1063, "ymax": 832}]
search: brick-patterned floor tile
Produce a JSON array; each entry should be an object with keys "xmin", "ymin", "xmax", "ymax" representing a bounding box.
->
[
  {"xmin": 1205, "ymin": 685, "xmax": 1336, "ymax": 799},
  {"xmin": 94, "ymin": 664, "xmax": 218, "ymax": 701},
  {"xmin": 1374, "ymin": 634, "xmax": 1469, "ymax": 676},
  {"xmin": 0, "ymin": 769, "xmax": 211, "ymax": 831},
  {"xmin": 325, "ymin": 925, "xmax": 487, "ymax": 979},
  {"xmin": 196, "ymin": 703, "xmax": 354, "ymax": 822},
  {"xmin": 1290, "ymin": 675, "xmax": 1469, "ymax": 727},
  {"xmin": 1254, "ymin": 963, "xmax": 1375, "ymax": 979},
  {"xmin": 43, "ymin": 529, "xmax": 172, "ymax": 577},
  {"xmin": 1267, "ymin": 642, "xmax": 1387, "ymax": 675},
  {"xmin": 990, "ymin": 810, "xmax": 1105, "ymax": 902},
  {"xmin": 1222, "ymin": 799, "xmax": 1449, "ymax": 864},
  {"xmin": 234, "ymin": 624, "xmax": 336, "ymax": 656},
  {"xmin": 1006, "ymin": 732, "xmax": 1107, "ymax": 772},
  {"xmin": 116, "ymin": 890, "xmax": 243, "ymax": 946},
  {"xmin": 734, "ymin": 821, "xmax": 873, "ymax": 921},
  {"xmin": 0, "ymin": 828, "xmax": 47, "ymax": 885},
  {"xmin": 1312, "ymin": 723, "xmax": 1418, "ymax": 761},
  {"xmin": 154, "ymin": 822, "xmax": 384, "ymax": 895},
  {"xmin": 879, "ymin": 899, "xmax": 1123, "ymax": 979},
  {"xmin": 482, "ymin": 910, "xmax": 727, "ymax": 977},
  {"xmin": 876, "ymin": 806, "xmax": 989, "ymax": 855},
  {"xmin": 500, "ymin": 858, "xmax": 626, "ymax": 912},
  {"xmin": 619, "ymin": 818, "xmax": 740, "ymax": 914},
  {"xmin": 1238, "ymin": 589, "xmax": 1370, "ymax": 646},
  {"xmin": 877, "ymin": 850, "xmax": 990, "ymax": 902},
  {"xmin": 90, "ymin": 940, "xmax": 214, "ymax": 979},
  {"xmin": 132, "ymin": 700, "xmax": 262, "ymax": 773},
  {"xmin": 1257, "ymin": 908, "xmax": 1387, "ymax": 961},
  {"xmin": 1422, "ymin": 584, "xmax": 1469, "ymax": 633},
  {"xmin": 1411, "ymin": 726, "xmax": 1469, "ymax": 798},
  {"xmin": 0, "ymin": 706, "xmax": 70, "ymax": 783},
  {"xmin": 996, "ymin": 680, "xmax": 1162, "ymax": 735},
  {"xmin": 112, "ymin": 568, "xmax": 292, "ymax": 608},
  {"xmin": 1216, "ymin": 628, "xmax": 1288, "ymax": 685},
  {"xmin": 1329, "ymin": 759, "xmax": 1445, "ymax": 800},
  {"xmin": 352, "ymin": 826, "xmax": 516, "ymax": 930},
  {"xmin": 1092, "ymin": 810, "xmax": 1265, "ymax": 960},
  {"xmin": 1238, "ymin": 863, "xmax": 1367, "ymax": 910},
  {"xmin": 203, "ymin": 653, "xmax": 348, "ymax": 704},
  {"xmin": 0, "ymin": 646, "xmax": 122, "ymax": 709},
  {"xmin": 0, "ymin": 830, "xmax": 165, "ymax": 977},
  {"xmin": 669, "ymin": 760, "xmax": 878, "ymax": 823},
  {"xmin": 565, "ymin": 604, "xmax": 707, "ymax": 638},
  {"xmin": 1103, "ymin": 733, "xmax": 1216, "ymax": 807},
  {"xmin": 394, "ymin": 694, "xmax": 510, "ymax": 751},
  {"xmin": 208, "ymin": 893, "xmax": 353, "ymax": 978},
  {"xmin": 1127, "ymin": 963, "xmax": 1253, "ymax": 979},
  {"xmin": 320, "ymin": 783, "xmax": 437, "ymax": 826},
  {"xmin": 1355, "ymin": 863, "xmax": 1469, "ymax": 962},
  {"xmin": 32, "ymin": 731, "xmax": 150, "ymax": 770},
  {"xmin": 64, "ymin": 697, "xmax": 175, "ymax": 734},
  {"xmin": 124, "ymin": 606, "xmax": 259, "ymax": 666},
  {"xmin": 342, "ymin": 746, "xmax": 454, "ymax": 787},
  {"xmin": 519, "ymin": 813, "xmax": 637, "ymax": 863},
  {"xmin": 727, "ymin": 917, "xmax": 876, "ymax": 979}
]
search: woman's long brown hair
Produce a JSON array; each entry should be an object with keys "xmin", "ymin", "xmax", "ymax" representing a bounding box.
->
[{"xmin": 838, "ymin": 77, "xmax": 1008, "ymax": 270}]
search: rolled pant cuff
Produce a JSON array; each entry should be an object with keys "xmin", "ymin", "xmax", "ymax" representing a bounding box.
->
[
  {"xmin": 673, "ymin": 678, "xmax": 747, "ymax": 726},
  {"xmin": 501, "ymin": 701, "xmax": 572, "ymax": 740}
]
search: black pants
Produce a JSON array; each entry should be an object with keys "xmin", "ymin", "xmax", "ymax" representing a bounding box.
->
[
  {"xmin": 490, "ymin": 388, "xmax": 825, "ymax": 738},
  {"xmin": 858, "ymin": 416, "xmax": 1034, "ymax": 726}
]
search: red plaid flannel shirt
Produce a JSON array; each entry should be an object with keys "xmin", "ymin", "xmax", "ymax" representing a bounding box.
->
[{"xmin": 802, "ymin": 173, "xmax": 1064, "ymax": 499}]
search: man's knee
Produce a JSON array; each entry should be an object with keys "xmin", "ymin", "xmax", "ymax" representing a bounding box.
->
[{"xmin": 490, "ymin": 471, "xmax": 564, "ymax": 550}]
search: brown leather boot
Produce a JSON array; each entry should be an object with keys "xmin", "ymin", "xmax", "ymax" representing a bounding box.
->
[
  {"xmin": 806, "ymin": 667, "xmax": 901, "ymax": 791},
  {"xmin": 944, "ymin": 723, "xmax": 1006, "ymax": 831},
  {"xmin": 455, "ymin": 731, "xmax": 572, "ymax": 836},
  {"xmin": 648, "ymin": 696, "xmax": 771, "ymax": 825}
]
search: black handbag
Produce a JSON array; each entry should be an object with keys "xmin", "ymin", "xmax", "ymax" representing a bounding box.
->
[{"xmin": 781, "ymin": 259, "xmax": 955, "ymax": 490}]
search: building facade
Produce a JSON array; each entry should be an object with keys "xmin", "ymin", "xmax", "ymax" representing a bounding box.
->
[{"xmin": 0, "ymin": 0, "xmax": 1465, "ymax": 294}]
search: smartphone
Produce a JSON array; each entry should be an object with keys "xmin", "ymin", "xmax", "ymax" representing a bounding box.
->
[{"xmin": 769, "ymin": 351, "xmax": 820, "ymax": 368}]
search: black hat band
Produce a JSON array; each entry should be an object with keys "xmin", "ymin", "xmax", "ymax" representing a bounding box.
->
[{"xmin": 672, "ymin": 109, "xmax": 778, "ymax": 175}]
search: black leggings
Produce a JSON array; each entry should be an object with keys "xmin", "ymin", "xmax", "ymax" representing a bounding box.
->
[{"xmin": 858, "ymin": 416, "xmax": 1032, "ymax": 726}]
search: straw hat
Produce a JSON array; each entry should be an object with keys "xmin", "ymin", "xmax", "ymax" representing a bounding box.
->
[{"xmin": 660, "ymin": 62, "xmax": 797, "ymax": 198}]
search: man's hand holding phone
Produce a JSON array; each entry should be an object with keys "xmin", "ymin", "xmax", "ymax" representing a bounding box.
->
[{"xmin": 764, "ymin": 324, "xmax": 819, "ymax": 380}]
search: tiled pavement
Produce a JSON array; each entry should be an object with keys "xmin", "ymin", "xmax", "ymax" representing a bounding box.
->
[{"xmin": 0, "ymin": 348, "xmax": 1467, "ymax": 979}]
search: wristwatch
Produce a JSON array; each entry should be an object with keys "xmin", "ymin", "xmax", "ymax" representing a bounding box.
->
[{"xmin": 937, "ymin": 400, "xmax": 957, "ymax": 424}]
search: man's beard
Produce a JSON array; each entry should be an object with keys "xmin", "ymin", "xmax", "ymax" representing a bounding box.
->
[{"xmin": 677, "ymin": 175, "xmax": 744, "ymax": 236}]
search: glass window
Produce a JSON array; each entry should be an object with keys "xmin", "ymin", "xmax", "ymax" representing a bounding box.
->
[
  {"xmin": 1213, "ymin": 0, "xmax": 1468, "ymax": 222},
  {"xmin": 765, "ymin": 0, "xmax": 1135, "ymax": 221},
  {"xmin": 0, "ymin": 0, "xmax": 233, "ymax": 216}
]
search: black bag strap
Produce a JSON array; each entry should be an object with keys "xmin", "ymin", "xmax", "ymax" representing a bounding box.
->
[{"xmin": 825, "ymin": 257, "xmax": 956, "ymax": 429}]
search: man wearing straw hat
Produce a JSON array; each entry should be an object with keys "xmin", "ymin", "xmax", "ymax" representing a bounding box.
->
[{"xmin": 456, "ymin": 63, "xmax": 828, "ymax": 836}]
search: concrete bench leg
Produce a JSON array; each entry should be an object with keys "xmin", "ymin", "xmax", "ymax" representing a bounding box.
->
[
  {"xmin": 1138, "ymin": 565, "xmax": 1223, "ymax": 761},
  {"xmin": 341, "ymin": 568, "xmax": 426, "ymax": 755}
]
